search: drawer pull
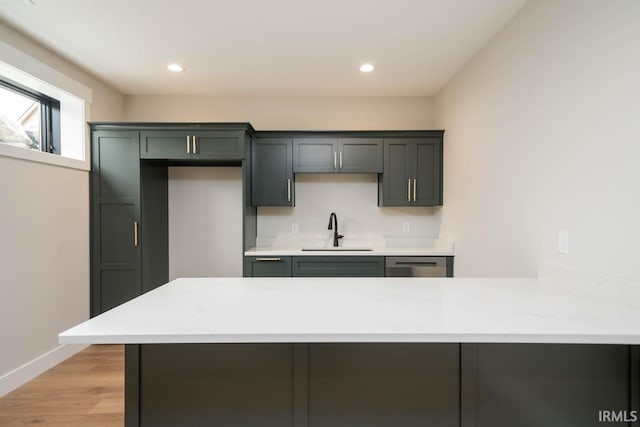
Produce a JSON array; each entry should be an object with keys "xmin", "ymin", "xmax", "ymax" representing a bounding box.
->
[{"xmin": 256, "ymin": 257, "xmax": 281, "ymax": 262}]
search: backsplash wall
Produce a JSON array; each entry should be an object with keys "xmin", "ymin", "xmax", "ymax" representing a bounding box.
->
[{"xmin": 256, "ymin": 174, "xmax": 441, "ymax": 243}]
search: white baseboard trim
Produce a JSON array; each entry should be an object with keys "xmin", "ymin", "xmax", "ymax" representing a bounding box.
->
[{"xmin": 0, "ymin": 344, "xmax": 87, "ymax": 398}]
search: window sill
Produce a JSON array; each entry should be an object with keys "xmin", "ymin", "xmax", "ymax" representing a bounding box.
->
[{"xmin": 0, "ymin": 143, "xmax": 89, "ymax": 171}]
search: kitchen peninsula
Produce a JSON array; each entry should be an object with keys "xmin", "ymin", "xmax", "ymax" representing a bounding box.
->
[{"xmin": 60, "ymin": 275, "xmax": 640, "ymax": 427}]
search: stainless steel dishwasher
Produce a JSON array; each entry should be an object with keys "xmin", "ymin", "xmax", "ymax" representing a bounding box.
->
[{"xmin": 385, "ymin": 256, "xmax": 450, "ymax": 277}]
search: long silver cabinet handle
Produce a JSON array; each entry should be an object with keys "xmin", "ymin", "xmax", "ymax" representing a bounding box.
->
[
  {"xmin": 407, "ymin": 179, "xmax": 411, "ymax": 202},
  {"xmin": 134, "ymin": 221, "xmax": 139, "ymax": 247},
  {"xmin": 192, "ymin": 136, "xmax": 198, "ymax": 154},
  {"xmin": 186, "ymin": 135, "xmax": 191, "ymax": 154},
  {"xmin": 413, "ymin": 178, "xmax": 417, "ymax": 202},
  {"xmin": 339, "ymin": 151, "xmax": 343, "ymax": 169},
  {"xmin": 256, "ymin": 257, "xmax": 281, "ymax": 262},
  {"xmin": 287, "ymin": 178, "xmax": 291, "ymax": 202},
  {"xmin": 334, "ymin": 152, "xmax": 337, "ymax": 169}
]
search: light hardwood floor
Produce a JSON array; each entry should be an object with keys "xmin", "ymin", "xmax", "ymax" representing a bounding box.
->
[{"xmin": 0, "ymin": 345, "xmax": 124, "ymax": 426}]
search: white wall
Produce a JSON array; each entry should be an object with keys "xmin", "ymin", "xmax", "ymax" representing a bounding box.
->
[
  {"xmin": 125, "ymin": 95, "xmax": 435, "ymax": 130},
  {"xmin": 435, "ymin": 0, "xmax": 640, "ymax": 279},
  {"xmin": 168, "ymin": 167, "xmax": 243, "ymax": 279},
  {"xmin": 0, "ymin": 22, "xmax": 125, "ymax": 395},
  {"xmin": 258, "ymin": 174, "xmax": 440, "ymax": 242}
]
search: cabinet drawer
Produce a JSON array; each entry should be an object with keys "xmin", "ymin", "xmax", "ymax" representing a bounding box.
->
[
  {"xmin": 292, "ymin": 256, "xmax": 384, "ymax": 277},
  {"xmin": 244, "ymin": 256, "xmax": 292, "ymax": 277}
]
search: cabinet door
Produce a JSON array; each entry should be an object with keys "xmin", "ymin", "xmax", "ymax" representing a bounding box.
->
[
  {"xmin": 138, "ymin": 344, "xmax": 295, "ymax": 427},
  {"xmin": 414, "ymin": 138, "xmax": 443, "ymax": 206},
  {"xmin": 380, "ymin": 140, "xmax": 413, "ymax": 206},
  {"xmin": 338, "ymin": 138, "xmax": 383, "ymax": 173},
  {"xmin": 462, "ymin": 344, "xmax": 635, "ymax": 427},
  {"xmin": 244, "ymin": 256, "xmax": 292, "ymax": 277},
  {"xmin": 309, "ymin": 344, "xmax": 460, "ymax": 427},
  {"xmin": 192, "ymin": 130, "xmax": 244, "ymax": 160},
  {"xmin": 293, "ymin": 138, "xmax": 337, "ymax": 173},
  {"xmin": 140, "ymin": 131, "xmax": 191, "ymax": 159},
  {"xmin": 252, "ymin": 139, "xmax": 294, "ymax": 206},
  {"xmin": 292, "ymin": 256, "xmax": 384, "ymax": 277},
  {"xmin": 91, "ymin": 130, "xmax": 142, "ymax": 316}
]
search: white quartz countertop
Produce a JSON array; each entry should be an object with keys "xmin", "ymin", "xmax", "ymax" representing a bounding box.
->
[
  {"xmin": 244, "ymin": 247, "xmax": 454, "ymax": 256},
  {"xmin": 59, "ymin": 276, "xmax": 640, "ymax": 345},
  {"xmin": 244, "ymin": 234, "xmax": 455, "ymax": 256}
]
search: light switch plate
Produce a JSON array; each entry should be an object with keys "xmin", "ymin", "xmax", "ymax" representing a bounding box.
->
[
  {"xmin": 291, "ymin": 222, "xmax": 299, "ymax": 233},
  {"xmin": 558, "ymin": 231, "xmax": 569, "ymax": 254},
  {"xmin": 402, "ymin": 222, "xmax": 410, "ymax": 233}
]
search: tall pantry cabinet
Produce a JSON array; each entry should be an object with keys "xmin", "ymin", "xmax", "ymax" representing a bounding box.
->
[
  {"xmin": 90, "ymin": 130, "xmax": 169, "ymax": 315},
  {"xmin": 90, "ymin": 123, "xmax": 255, "ymax": 317}
]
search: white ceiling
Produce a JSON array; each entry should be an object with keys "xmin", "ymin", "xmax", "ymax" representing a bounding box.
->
[{"xmin": 0, "ymin": 0, "xmax": 527, "ymax": 96}]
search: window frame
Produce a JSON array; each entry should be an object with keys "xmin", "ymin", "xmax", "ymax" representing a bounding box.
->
[
  {"xmin": 1, "ymin": 38, "xmax": 92, "ymax": 171},
  {"xmin": 0, "ymin": 77, "xmax": 61, "ymax": 155}
]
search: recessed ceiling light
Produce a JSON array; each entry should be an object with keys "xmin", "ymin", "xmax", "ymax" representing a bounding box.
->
[
  {"xmin": 167, "ymin": 63, "xmax": 184, "ymax": 72},
  {"xmin": 359, "ymin": 63, "xmax": 375, "ymax": 73}
]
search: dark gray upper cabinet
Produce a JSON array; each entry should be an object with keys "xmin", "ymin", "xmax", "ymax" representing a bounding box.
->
[
  {"xmin": 140, "ymin": 130, "xmax": 245, "ymax": 160},
  {"xmin": 91, "ymin": 130, "xmax": 142, "ymax": 316},
  {"xmin": 338, "ymin": 138, "xmax": 383, "ymax": 173},
  {"xmin": 292, "ymin": 138, "xmax": 337, "ymax": 172},
  {"xmin": 380, "ymin": 137, "xmax": 443, "ymax": 206},
  {"xmin": 292, "ymin": 138, "xmax": 383, "ymax": 173},
  {"xmin": 252, "ymin": 138, "xmax": 294, "ymax": 206}
]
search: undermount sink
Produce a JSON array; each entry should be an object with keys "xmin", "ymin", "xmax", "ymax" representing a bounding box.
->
[{"xmin": 301, "ymin": 247, "xmax": 372, "ymax": 251}]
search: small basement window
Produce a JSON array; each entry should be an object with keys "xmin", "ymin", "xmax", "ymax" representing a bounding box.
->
[
  {"xmin": 1, "ymin": 41, "xmax": 91, "ymax": 170},
  {"xmin": 0, "ymin": 78, "xmax": 60, "ymax": 154}
]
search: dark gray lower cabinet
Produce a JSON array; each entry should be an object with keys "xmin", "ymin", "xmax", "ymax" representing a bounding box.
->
[
  {"xmin": 136, "ymin": 344, "xmax": 295, "ymax": 427},
  {"xmin": 126, "ymin": 343, "xmax": 459, "ymax": 427},
  {"xmin": 462, "ymin": 344, "xmax": 639, "ymax": 427},
  {"xmin": 309, "ymin": 344, "xmax": 459, "ymax": 427},
  {"xmin": 244, "ymin": 256, "xmax": 292, "ymax": 277},
  {"xmin": 292, "ymin": 256, "xmax": 384, "ymax": 277},
  {"xmin": 125, "ymin": 343, "xmax": 639, "ymax": 427}
]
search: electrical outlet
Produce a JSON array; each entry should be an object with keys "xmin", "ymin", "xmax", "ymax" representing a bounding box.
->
[
  {"xmin": 557, "ymin": 231, "xmax": 569, "ymax": 254},
  {"xmin": 402, "ymin": 222, "xmax": 410, "ymax": 233},
  {"xmin": 291, "ymin": 222, "xmax": 299, "ymax": 233}
]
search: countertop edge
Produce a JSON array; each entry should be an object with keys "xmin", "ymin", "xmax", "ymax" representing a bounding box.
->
[
  {"xmin": 244, "ymin": 248, "xmax": 455, "ymax": 256},
  {"xmin": 59, "ymin": 333, "xmax": 640, "ymax": 345}
]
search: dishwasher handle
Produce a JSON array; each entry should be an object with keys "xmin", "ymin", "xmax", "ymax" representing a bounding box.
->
[{"xmin": 385, "ymin": 257, "xmax": 448, "ymax": 277}]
